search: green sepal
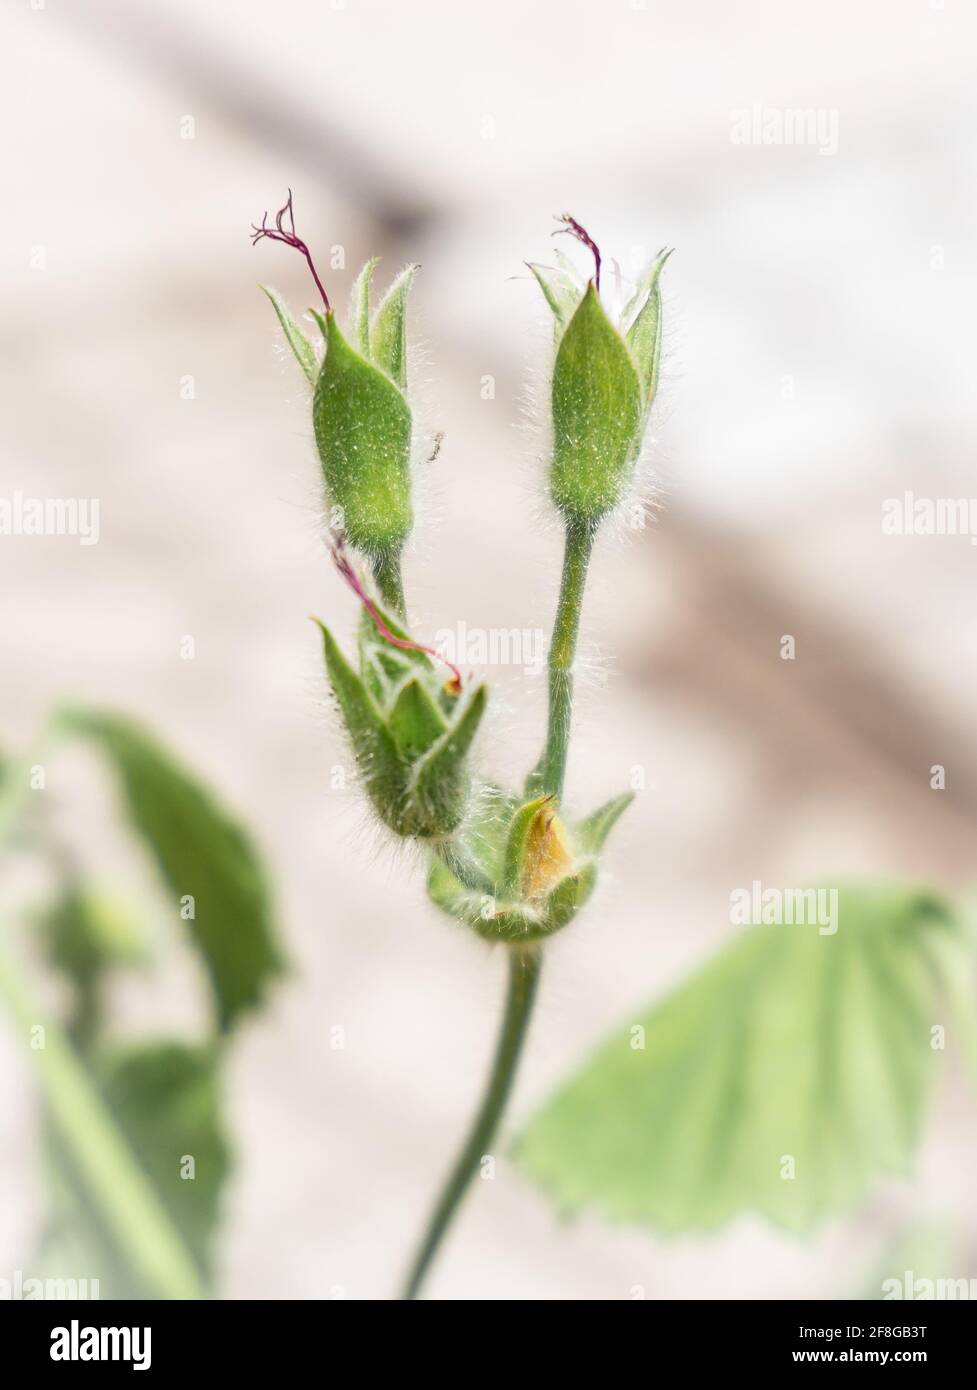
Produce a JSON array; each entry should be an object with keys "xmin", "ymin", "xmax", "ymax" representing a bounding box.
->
[
  {"xmin": 527, "ymin": 262, "xmax": 582, "ymax": 327},
  {"xmin": 349, "ymin": 256, "xmax": 380, "ymax": 356},
  {"xmin": 625, "ymin": 248, "xmax": 672, "ymax": 407},
  {"xmin": 550, "ymin": 282, "xmax": 643, "ymax": 525},
  {"xmin": 425, "ymin": 783, "xmax": 605, "ymax": 943},
  {"xmin": 259, "ymin": 285, "xmax": 317, "ymax": 385},
  {"xmin": 388, "ymin": 678, "xmax": 447, "ymax": 762},
  {"xmin": 425, "ymin": 855, "xmax": 596, "ymax": 944},
  {"xmin": 357, "ymin": 604, "xmax": 433, "ymax": 708},
  {"xmin": 575, "ymin": 791, "xmax": 635, "ymax": 854},
  {"xmin": 312, "ymin": 311, "xmax": 413, "ymax": 556},
  {"xmin": 543, "ymin": 861, "xmax": 597, "ymax": 933},
  {"xmin": 370, "ymin": 264, "xmax": 418, "ymax": 389},
  {"xmin": 317, "ymin": 620, "xmax": 405, "ymax": 821},
  {"xmin": 412, "ymin": 684, "xmax": 488, "ymax": 834},
  {"xmin": 501, "ymin": 794, "xmax": 554, "ymax": 898}
]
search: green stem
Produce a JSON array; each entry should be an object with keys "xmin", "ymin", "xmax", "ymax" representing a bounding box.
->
[
  {"xmin": 0, "ymin": 945, "xmax": 205, "ymax": 1299},
  {"xmin": 535, "ymin": 516, "xmax": 597, "ymax": 799},
  {"xmin": 372, "ymin": 549, "xmax": 406, "ymax": 617},
  {"xmin": 402, "ymin": 946, "xmax": 542, "ymax": 1299}
]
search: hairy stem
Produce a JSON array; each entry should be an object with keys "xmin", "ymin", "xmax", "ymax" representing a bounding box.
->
[
  {"xmin": 372, "ymin": 550, "xmax": 406, "ymax": 617},
  {"xmin": 534, "ymin": 516, "xmax": 596, "ymax": 798},
  {"xmin": 402, "ymin": 946, "xmax": 542, "ymax": 1299}
]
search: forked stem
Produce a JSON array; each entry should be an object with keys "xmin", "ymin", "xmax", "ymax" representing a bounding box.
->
[
  {"xmin": 402, "ymin": 946, "xmax": 542, "ymax": 1299},
  {"xmin": 403, "ymin": 518, "xmax": 596, "ymax": 1297}
]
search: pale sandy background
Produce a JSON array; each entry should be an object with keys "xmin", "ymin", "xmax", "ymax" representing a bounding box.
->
[{"xmin": 2, "ymin": 0, "xmax": 977, "ymax": 1299}]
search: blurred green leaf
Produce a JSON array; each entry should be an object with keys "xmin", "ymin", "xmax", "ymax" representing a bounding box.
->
[
  {"xmin": 516, "ymin": 886, "xmax": 964, "ymax": 1234},
  {"xmin": 58, "ymin": 709, "xmax": 284, "ymax": 1033},
  {"xmin": 36, "ymin": 889, "xmax": 147, "ymax": 1050},
  {"xmin": 0, "ymin": 950, "xmax": 204, "ymax": 1299},
  {"xmin": 44, "ymin": 1042, "xmax": 229, "ymax": 1297},
  {"xmin": 39, "ymin": 889, "xmax": 145, "ymax": 986}
]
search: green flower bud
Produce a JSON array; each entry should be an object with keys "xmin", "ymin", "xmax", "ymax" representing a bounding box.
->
[
  {"xmin": 531, "ymin": 220, "xmax": 672, "ymax": 527},
  {"xmin": 253, "ymin": 195, "xmax": 418, "ymax": 562},
  {"xmin": 550, "ymin": 283, "xmax": 642, "ymax": 525},
  {"xmin": 311, "ymin": 308, "xmax": 413, "ymax": 558},
  {"xmin": 427, "ymin": 787, "xmax": 634, "ymax": 942},
  {"xmin": 316, "ymin": 611, "xmax": 487, "ymax": 840}
]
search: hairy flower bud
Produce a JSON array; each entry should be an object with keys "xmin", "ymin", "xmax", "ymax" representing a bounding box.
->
[
  {"xmin": 317, "ymin": 610, "xmax": 487, "ymax": 840},
  {"xmin": 427, "ymin": 787, "xmax": 633, "ymax": 942},
  {"xmin": 254, "ymin": 195, "xmax": 419, "ymax": 563},
  {"xmin": 531, "ymin": 221, "xmax": 672, "ymax": 527},
  {"xmin": 311, "ymin": 308, "xmax": 413, "ymax": 557}
]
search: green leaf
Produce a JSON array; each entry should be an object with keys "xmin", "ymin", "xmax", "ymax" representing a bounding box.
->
[
  {"xmin": 312, "ymin": 311, "xmax": 413, "ymax": 556},
  {"xmin": 517, "ymin": 886, "xmax": 957, "ymax": 1235},
  {"xmin": 38, "ymin": 889, "xmax": 145, "ymax": 985},
  {"xmin": 0, "ymin": 952, "xmax": 205, "ymax": 1298},
  {"xmin": 575, "ymin": 791, "xmax": 634, "ymax": 855},
  {"xmin": 57, "ymin": 709, "xmax": 284, "ymax": 1033},
  {"xmin": 348, "ymin": 256, "xmax": 379, "ymax": 356},
  {"xmin": 625, "ymin": 248, "xmax": 672, "ymax": 407},
  {"xmin": 259, "ymin": 284, "xmax": 317, "ymax": 385},
  {"xmin": 36, "ymin": 889, "xmax": 147, "ymax": 1049},
  {"xmin": 370, "ymin": 264, "xmax": 417, "ymax": 389},
  {"xmin": 550, "ymin": 282, "xmax": 643, "ymax": 525},
  {"xmin": 95, "ymin": 1042, "xmax": 229, "ymax": 1286},
  {"xmin": 43, "ymin": 1042, "xmax": 229, "ymax": 1297}
]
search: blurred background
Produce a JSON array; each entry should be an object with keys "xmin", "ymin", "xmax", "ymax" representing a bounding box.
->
[{"xmin": 2, "ymin": 0, "xmax": 977, "ymax": 1299}]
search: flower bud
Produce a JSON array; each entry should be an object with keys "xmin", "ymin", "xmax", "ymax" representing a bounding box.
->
[
  {"xmin": 317, "ymin": 611, "xmax": 487, "ymax": 840},
  {"xmin": 253, "ymin": 195, "xmax": 419, "ymax": 562},
  {"xmin": 311, "ymin": 308, "xmax": 413, "ymax": 558},
  {"xmin": 549, "ymin": 283, "xmax": 643, "ymax": 525},
  {"xmin": 531, "ymin": 221, "xmax": 672, "ymax": 527},
  {"xmin": 427, "ymin": 788, "xmax": 634, "ymax": 942}
]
